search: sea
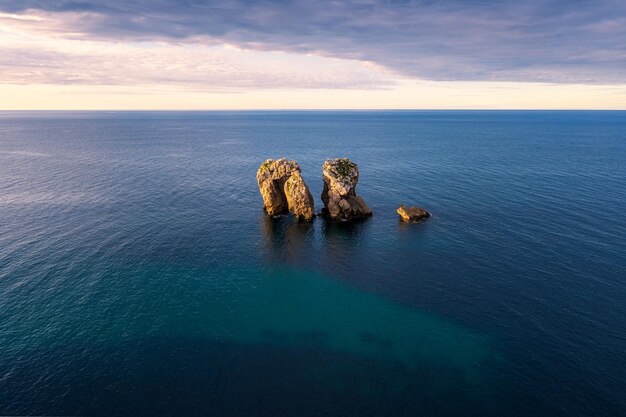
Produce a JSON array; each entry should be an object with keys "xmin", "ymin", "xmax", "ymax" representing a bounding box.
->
[{"xmin": 0, "ymin": 110, "xmax": 624, "ymax": 416}]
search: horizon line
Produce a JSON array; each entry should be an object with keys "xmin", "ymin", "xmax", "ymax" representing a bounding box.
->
[{"xmin": 1, "ymin": 108, "xmax": 625, "ymax": 112}]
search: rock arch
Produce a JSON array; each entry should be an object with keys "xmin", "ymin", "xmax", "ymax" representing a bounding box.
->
[{"xmin": 256, "ymin": 158, "xmax": 315, "ymax": 221}]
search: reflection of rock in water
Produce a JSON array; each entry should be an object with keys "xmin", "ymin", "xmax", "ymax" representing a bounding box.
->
[
  {"xmin": 319, "ymin": 217, "xmax": 370, "ymax": 266},
  {"xmin": 322, "ymin": 219, "xmax": 369, "ymax": 245},
  {"xmin": 396, "ymin": 213, "xmax": 432, "ymax": 239},
  {"xmin": 261, "ymin": 214, "xmax": 313, "ymax": 265}
]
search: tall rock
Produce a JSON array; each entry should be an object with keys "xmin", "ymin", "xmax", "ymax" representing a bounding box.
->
[
  {"xmin": 321, "ymin": 158, "xmax": 372, "ymax": 220},
  {"xmin": 256, "ymin": 158, "xmax": 315, "ymax": 221}
]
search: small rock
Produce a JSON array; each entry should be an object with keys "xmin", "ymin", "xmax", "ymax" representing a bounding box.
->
[{"xmin": 397, "ymin": 205, "xmax": 430, "ymax": 223}]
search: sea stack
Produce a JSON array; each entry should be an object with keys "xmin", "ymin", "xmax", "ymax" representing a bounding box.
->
[
  {"xmin": 256, "ymin": 158, "xmax": 315, "ymax": 221},
  {"xmin": 397, "ymin": 205, "xmax": 431, "ymax": 223},
  {"xmin": 321, "ymin": 158, "xmax": 372, "ymax": 220}
]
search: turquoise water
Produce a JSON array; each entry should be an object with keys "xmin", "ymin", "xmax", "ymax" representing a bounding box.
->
[{"xmin": 0, "ymin": 111, "xmax": 625, "ymax": 416}]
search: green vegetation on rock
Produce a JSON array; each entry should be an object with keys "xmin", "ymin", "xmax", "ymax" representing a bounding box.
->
[{"xmin": 330, "ymin": 158, "xmax": 357, "ymax": 180}]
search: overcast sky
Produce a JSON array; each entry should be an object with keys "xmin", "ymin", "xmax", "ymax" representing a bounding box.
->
[{"xmin": 1, "ymin": 0, "xmax": 625, "ymax": 109}]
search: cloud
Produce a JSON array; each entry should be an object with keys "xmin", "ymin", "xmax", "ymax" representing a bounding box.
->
[
  {"xmin": 0, "ymin": 16, "xmax": 396, "ymax": 90},
  {"xmin": 1, "ymin": 0, "xmax": 626, "ymax": 84}
]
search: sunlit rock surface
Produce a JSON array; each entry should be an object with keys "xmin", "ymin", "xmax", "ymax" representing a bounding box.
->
[
  {"xmin": 397, "ymin": 205, "xmax": 431, "ymax": 223},
  {"xmin": 321, "ymin": 158, "xmax": 372, "ymax": 220},
  {"xmin": 257, "ymin": 158, "xmax": 315, "ymax": 221}
]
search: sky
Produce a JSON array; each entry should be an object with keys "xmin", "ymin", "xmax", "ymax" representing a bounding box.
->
[{"xmin": 1, "ymin": 0, "xmax": 625, "ymax": 110}]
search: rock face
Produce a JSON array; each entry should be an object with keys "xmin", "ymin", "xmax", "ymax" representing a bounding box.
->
[
  {"xmin": 256, "ymin": 158, "xmax": 315, "ymax": 221},
  {"xmin": 321, "ymin": 158, "xmax": 372, "ymax": 220},
  {"xmin": 397, "ymin": 205, "xmax": 431, "ymax": 223}
]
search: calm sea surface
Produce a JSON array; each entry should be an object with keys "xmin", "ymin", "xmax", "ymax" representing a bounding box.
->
[{"xmin": 0, "ymin": 111, "xmax": 625, "ymax": 416}]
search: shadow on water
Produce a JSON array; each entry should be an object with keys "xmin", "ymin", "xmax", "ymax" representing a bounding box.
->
[
  {"xmin": 222, "ymin": 266, "xmax": 493, "ymax": 374},
  {"xmin": 0, "ymin": 336, "xmax": 494, "ymax": 417},
  {"xmin": 2, "ymin": 212, "xmax": 496, "ymax": 416},
  {"xmin": 0, "ymin": 262, "xmax": 497, "ymax": 416}
]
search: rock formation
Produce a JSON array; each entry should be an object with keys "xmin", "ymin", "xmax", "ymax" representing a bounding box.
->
[
  {"xmin": 321, "ymin": 158, "xmax": 372, "ymax": 220},
  {"xmin": 256, "ymin": 158, "xmax": 315, "ymax": 221},
  {"xmin": 397, "ymin": 205, "xmax": 431, "ymax": 223}
]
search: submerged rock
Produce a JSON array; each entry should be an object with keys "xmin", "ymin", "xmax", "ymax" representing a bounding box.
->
[
  {"xmin": 397, "ymin": 205, "xmax": 430, "ymax": 223},
  {"xmin": 321, "ymin": 158, "xmax": 372, "ymax": 220},
  {"xmin": 256, "ymin": 158, "xmax": 315, "ymax": 221}
]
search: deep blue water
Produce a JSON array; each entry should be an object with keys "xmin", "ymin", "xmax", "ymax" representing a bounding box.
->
[{"xmin": 0, "ymin": 110, "xmax": 625, "ymax": 416}]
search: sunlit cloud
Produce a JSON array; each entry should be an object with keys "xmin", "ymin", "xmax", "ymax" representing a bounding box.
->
[
  {"xmin": 0, "ymin": 40, "xmax": 396, "ymax": 91},
  {"xmin": 0, "ymin": 9, "xmax": 397, "ymax": 91},
  {"xmin": 0, "ymin": 1, "xmax": 625, "ymax": 109},
  {"xmin": 1, "ymin": 1, "xmax": 626, "ymax": 83}
]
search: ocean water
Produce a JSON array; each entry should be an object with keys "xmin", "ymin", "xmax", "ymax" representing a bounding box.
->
[{"xmin": 0, "ymin": 110, "xmax": 624, "ymax": 416}]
